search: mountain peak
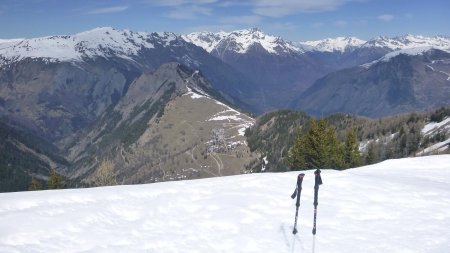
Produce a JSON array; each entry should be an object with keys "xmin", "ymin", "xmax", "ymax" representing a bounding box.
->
[
  {"xmin": 363, "ymin": 34, "xmax": 450, "ymax": 50},
  {"xmin": 183, "ymin": 28, "xmax": 302, "ymax": 55},
  {"xmin": 0, "ymin": 27, "xmax": 183, "ymax": 66},
  {"xmin": 300, "ymin": 36, "xmax": 366, "ymax": 53}
]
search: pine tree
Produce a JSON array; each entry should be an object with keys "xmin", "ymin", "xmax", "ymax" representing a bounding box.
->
[
  {"xmin": 305, "ymin": 119, "xmax": 329, "ymax": 169},
  {"xmin": 48, "ymin": 169, "xmax": 64, "ymax": 189},
  {"xmin": 289, "ymin": 119, "xmax": 345, "ymax": 170},
  {"xmin": 366, "ymin": 142, "xmax": 378, "ymax": 165},
  {"xmin": 344, "ymin": 129, "xmax": 361, "ymax": 168},
  {"xmin": 288, "ymin": 128, "xmax": 307, "ymax": 170},
  {"xmin": 29, "ymin": 176, "xmax": 42, "ymax": 191},
  {"xmin": 325, "ymin": 124, "xmax": 344, "ymax": 169}
]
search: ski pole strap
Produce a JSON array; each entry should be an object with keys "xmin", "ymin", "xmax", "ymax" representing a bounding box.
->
[
  {"xmin": 313, "ymin": 169, "xmax": 321, "ymax": 206},
  {"xmin": 291, "ymin": 173, "xmax": 305, "ymax": 199},
  {"xmin": 314, "ymin": 169, "xmax": 323, "ymax": 186},
  {"xmin": 291, "ymin": 187, "xmax": 297, "ymax": 199}
]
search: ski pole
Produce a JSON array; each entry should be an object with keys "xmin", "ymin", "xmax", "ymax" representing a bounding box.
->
[
  {"xmin": 291, "ymin": 173, "xmax": 305, "ymax": 234},
  {"xmin": 312, "ymin": 169, "xmax": 323, "ymax": 235}
]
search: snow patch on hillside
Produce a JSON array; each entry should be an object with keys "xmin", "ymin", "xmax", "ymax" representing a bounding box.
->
[
  {"xmin": 183, "ymin": 87, "xmax": 254, "ymax": 137},
  {"xmin": 1, "ymin": 155, "xmax": 450, "ymax": 252},
  {"xmin": 422, "ymin": 117, "xmax": 450, "ymax": 135},
  {"xmin": 417, "ymin": 138, "xmax": 450, "ymax": 155}
]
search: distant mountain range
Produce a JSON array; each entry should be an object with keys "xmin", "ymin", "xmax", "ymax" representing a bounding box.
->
[
  {"xmin": 2, "ymin": 27, "xmax": 449, "ymax": 115},
  {"xmin": 183, "ymin": 29, "xmax": 450, "ymax": 112},
  {"xmin": 1, "ymin": 27, "xmax": 450, "ymax": 191}
]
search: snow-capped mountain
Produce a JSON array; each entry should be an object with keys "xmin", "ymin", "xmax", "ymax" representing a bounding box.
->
[
  {"xmin": 292, "ymin": 48, "xmax": 450, "ymax": 117},
  {"xmin": 183, "ymin": 28, "xmax": 303, "ymax": 55},
  {"xmin": 180, "ymin": 31, "xmax": 228, "ymax": 53},
  {"xmin": 361, "ymin": 46, "xmax": 446, "ymax": 68},
  {"xmin": 0, "ymin": 26, "xmax": 257, "ymax": 144},
  {"xmin": 299, "ymin": 37, "xmax": 366, "ymax": 53},
  {"xmin": 298, "ymin": 35, "xmax": 450, "ymax": 53},
  {"xmin": 363, "ymin": 34, "xmax": 450, "ymax": 51},
  {"xmin": 183, "ymin": 28, "xmax": 328, "ymax": 110},
  {"xmin": 0, "ymin": 27, "xmax": 181, "ymax": 66}
]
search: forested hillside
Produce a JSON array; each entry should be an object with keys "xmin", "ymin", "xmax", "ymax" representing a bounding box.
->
[
  {"xmin": 0, "ymin": 121, "xmax": 68, "ymax": 192},
  {"xmin": 245, "ymin": 106, "xmax": 450, "ymax": 172}
]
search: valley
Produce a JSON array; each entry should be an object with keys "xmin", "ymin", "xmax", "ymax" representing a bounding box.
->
[{"xmin": 0, "ymin": 27, "xmax": 449, "ymax": 192}]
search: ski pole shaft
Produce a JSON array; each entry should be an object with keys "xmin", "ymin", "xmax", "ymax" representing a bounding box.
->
[
  {"xmin": 292, "ymin": 173, "xmax": 305, "ymax": 234},
  {"xmin": 312, "ymin": 169, "xmax": 322, "ymax": 235}
]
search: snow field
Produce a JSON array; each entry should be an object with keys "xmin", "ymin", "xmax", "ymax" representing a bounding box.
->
[{"xmin": 1, "ymin": 155, "xmax": 450, "ymax": 252}]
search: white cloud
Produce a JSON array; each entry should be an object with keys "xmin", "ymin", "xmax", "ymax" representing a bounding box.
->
[
  {"xmin": 378, "ymin": 14, "xmax": 394, "ymax": 22},
  {"xmin": 149, "ymin": 0, "xmax": 217, "ymax": 6},
  {"xmin": 86, "ymin": 5, "xmax": 129, "ymax": 15},
  {"xmin": 183, "ymin": 24, "xmax": 236, "ymax": 33},
  {"xmin": 220, "ymin": 15, "xmax": 261, "ymax": 25},
  {"xmin": 251, "ymin": 0, "xmax": 359, "ymax": 17},
  {"xmin": 166, "ymin": 5, "xmax": 211, "ymax": 19},
  {"xmin": 146, "ymin": 0, "xmax": 216, "ymax": 19},
  {"xmin": 217, "ymin": 1, "xmax": 251, "ymax": 7},
  {"xmin": 267, "ymin": 22, "xmax": 298, "ymax": 32}
]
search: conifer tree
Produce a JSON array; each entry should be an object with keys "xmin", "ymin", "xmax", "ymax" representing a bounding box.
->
[
  {"xmin": 304, "ymin": 119, "xmax": 329, "ymax": 169},
  {"xmin": 48, "ymin": 169, "xmax": 64, "ymax": 189},
  {"xmin": 288, "ymin": 128, "xmax": 306, "ymax": 170},
  {"xmin": 366, "ymin": 142, "xmax": 378, "ymax": 165},
  {"xmin": 289, "ymin": 119, "xmax": 345, "ymax": 170},
  {"xmin": 29, "ymin": 176, "xmax": 42, "ymax": 191},
  {"xmin": 344, "ymin": 129, "xmax": 361, "ymax": 168}
]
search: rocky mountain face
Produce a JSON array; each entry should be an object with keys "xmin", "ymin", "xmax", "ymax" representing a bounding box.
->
[
  {"xmin": 292, "ymin": 49, "xmax": 450, "ymax": 117},
  {"xmin": 0, "ymin": 27, "xmax": 257, "ymax": 144},
  {"xmin": 67, "ymin": 63, "xmax": 256, "ymax": 185},
  {"xmin": 0, "ymin": 28, "xmax": 261, "ymax": 191}
]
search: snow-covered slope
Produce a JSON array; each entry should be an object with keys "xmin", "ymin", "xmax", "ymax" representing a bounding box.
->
[
  {"xmin": 0, "ymin": 27, "xmax": 179, "ymax": 66},
  {"xmin": 183, "ymin": 28, "xmax": 303, "ymax": 55},
  {"xmin": 300, "ymin": 37, "xmax": 366, "ymax": 53},
  {"xmin": 1, "ymin": 155, "xmax": 450, "ymax": 253}
]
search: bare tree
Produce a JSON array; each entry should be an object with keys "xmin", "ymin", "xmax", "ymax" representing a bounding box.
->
[{"xmin": 92, "ymin": 160, "xmax": 117, "ymax": 187}]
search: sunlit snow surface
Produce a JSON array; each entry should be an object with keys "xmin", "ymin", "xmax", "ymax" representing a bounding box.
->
[{"xmin": 1, "ymin": 155, "xmax": 450, "ymax": 253}]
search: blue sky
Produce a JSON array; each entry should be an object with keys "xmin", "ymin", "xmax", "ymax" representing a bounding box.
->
[{"xmin": 0, "ymin": 0, "xmax": 448, "ymax": 41}]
